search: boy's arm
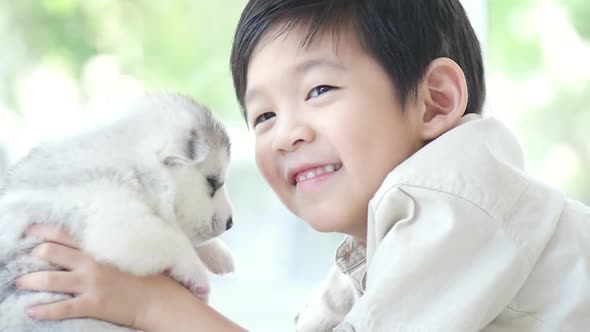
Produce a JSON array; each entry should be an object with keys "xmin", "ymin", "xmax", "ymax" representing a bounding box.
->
[
  {"xmin": 137, "ymin": 273, "xmax": 247, "ymax": 332},
  {"xmin": 336, "ymin": 185, "xmax": 544, "ymax": 332}
]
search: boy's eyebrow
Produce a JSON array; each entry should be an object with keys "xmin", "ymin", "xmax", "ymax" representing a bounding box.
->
[
  {"xmin": 245, "ymin": 58, "xmax": 345, "ymax": 105},
  {"xmin": 294, "ymin": 58, "xmax": 346, "ymax": 74}
]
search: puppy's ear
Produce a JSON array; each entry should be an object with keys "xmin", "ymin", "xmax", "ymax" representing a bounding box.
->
[{"xmin": 163, "ymin": 129, "xmax": 209, "ymax": 167}]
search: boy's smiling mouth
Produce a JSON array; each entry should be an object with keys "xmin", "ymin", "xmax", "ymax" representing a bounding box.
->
[{"xmin": 288, "ymin": 163, "xmax": 343, "ymax": 185}]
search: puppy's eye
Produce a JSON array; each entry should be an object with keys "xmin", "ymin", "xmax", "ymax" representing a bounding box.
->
[
  {"xmin": 207, "ymin": 176, "xmax": 217, "ymax": 195},
  {"xmin": 307, "ymin": 85, "xmax": 334, "ymax": 100},
  {"xmin": 206, "ymin": 176, "xmax": 223, "ymax": 197},
  {"xmin": 254, "ymin": 112, "xmax": 275, "ymax": 127}
]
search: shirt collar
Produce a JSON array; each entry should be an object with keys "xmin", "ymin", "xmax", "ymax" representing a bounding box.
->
[{"xmin": 335, "ymin": 236, "xmax": 367, "ymax": 273}]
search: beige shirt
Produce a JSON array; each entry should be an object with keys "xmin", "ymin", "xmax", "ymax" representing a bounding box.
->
[{"xmin": 295, "ymin": 115, "xmax": 590, "ymax": 332}]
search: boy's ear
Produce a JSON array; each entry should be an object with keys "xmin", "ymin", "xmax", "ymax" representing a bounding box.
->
[{"xmin": 417, "ymin": 57, "xmax": 468, "ymax": 140}]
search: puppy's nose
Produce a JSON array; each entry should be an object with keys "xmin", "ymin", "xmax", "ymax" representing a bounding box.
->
[{"xmin": 226, "ymin": 217, "xmax": 233, "ymax": 230}]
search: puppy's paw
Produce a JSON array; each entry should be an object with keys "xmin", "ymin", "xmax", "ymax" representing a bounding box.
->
[
  {"xmin": 172, "ymin": 277, "xmax": 210, "ymax": 303},
  {"xmin": 181, "ymin": 277, "xmax": 210, "ymax": 303},
  {"xmin": 166, "ymin": 260, "xmax": 211, "ymax": 301},
  {"xmin": 207, "ymin": 250, "xmax": 235, "ymax": 275},
  {"xmin": 194, "ymin": 285, "xmax": 210, "ymax": 303},
  {"xmin": 196, "ymin": 239, "xmax": 235, "ymax": 275}
]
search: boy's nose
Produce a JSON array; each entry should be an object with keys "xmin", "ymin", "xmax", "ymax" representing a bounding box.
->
[
  {"xmin": 272, "ymin": 122, "xmax": 315, "ymax": 152},
  {"xmin": 226, "ymin": 217, "xmax": 233, "ymax": 230}
]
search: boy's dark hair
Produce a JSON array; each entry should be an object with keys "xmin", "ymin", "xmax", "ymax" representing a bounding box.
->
[{"xmin": 230, "ymin": 0, "xmax": 485, "ymax": 119}]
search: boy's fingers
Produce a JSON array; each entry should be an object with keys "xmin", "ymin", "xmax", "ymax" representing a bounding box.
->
[
  {"xmin": 26, "ymin": 224, "xmax": 80, "ymax": 249},
  {"xmin": 16, "ymin": 271, "xmax": 81, "ymax": 294},
  {"xmin": 31, "ymin": 242, "xmax": 86, "ymax": 270},
  {"xmin": 27, "ymin": 297, "xmax": 84, "ymax": 321}
]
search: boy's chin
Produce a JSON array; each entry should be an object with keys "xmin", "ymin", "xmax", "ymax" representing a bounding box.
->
[
  {"xmin": 306, "ymin": 217, "xmax": 359, "ymax": 236},
  {"xmin": 304, "ymin": 217, "xmax": 339, "ymax": 233}
]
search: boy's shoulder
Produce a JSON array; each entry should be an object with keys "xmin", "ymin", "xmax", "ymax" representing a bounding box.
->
[
  {"xmin": 368, "ymin": 114, "xmax": 578, "ymax": 264},
  {"xmin": 373, "ymin": 114, "xmax": 532, "ymax": 219}
]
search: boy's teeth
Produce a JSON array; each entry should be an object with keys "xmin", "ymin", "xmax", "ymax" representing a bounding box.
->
[{"xmin": 296, "ymin": 164, "xmax": 339, "ymax": 183}]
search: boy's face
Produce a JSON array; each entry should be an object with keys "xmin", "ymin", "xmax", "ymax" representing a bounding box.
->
[{"xmin": 245, "ymin": 24, "xmax": 425, "ymax": 239}]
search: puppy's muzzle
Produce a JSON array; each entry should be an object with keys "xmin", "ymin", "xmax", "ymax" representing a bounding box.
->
[{"xmin": 226, "ymin": 217, "xmax": 233, "ymax": 230}]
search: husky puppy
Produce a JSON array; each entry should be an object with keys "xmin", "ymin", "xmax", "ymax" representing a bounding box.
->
[{"xmin": 0, "ymin": 93, "xmax": 235, "ymax": 332}]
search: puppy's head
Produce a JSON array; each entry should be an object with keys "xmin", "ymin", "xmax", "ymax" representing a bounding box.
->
[{"xmin": 131, "ymin": 93, "xmax": 233, "ymax": 245}]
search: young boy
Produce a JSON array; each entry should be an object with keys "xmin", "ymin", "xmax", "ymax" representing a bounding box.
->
[{"xmin": 14, "ymin": 0, "xmax": 590, "ymax": 331}]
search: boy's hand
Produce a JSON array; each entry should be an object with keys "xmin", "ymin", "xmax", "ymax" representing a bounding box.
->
[{"xmin": 15, "ymin": 224, "xmax": 175, "ymax": 329}]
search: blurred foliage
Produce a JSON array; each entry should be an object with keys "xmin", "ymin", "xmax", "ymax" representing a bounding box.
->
[
  {"xmin": 489, "ymin": 0, "xmax": 590, "ymax": 203},
  {"xmin": 488, "ymin": 0, "xmax": 543, "ymax": 75},
  {"xmin": 562, "ymin": 0, "xmax": 590, "ymax": 39},
  {"xmin": 0, "ymin": 0, "xmax": 245, "ymax": 119}
]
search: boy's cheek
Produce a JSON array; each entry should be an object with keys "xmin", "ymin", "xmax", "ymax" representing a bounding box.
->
[{"xmin": 254, "ymin": 145, "xmax": 279, "ymax": 180}]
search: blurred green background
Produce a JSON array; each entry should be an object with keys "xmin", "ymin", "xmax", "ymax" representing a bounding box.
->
[
  {"xmin": 0, "ymin": 0, "xmax": 588, "ymax": 330},
  {"xmin": 0, "ymin": 0, "xmax": 243, "ymax": 118},
  {"xmin": 488, "ymin": 0, "xmax": 590, "ymax": 203}
]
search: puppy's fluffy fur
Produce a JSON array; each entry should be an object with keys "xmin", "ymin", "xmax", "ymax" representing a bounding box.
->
[{"xmin": 0, "ymin": 93, "xmax": 235, "ymax": 332}]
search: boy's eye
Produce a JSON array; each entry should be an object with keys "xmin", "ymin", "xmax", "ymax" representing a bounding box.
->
[
  {"xmin": 254, "ymin": 112, "xmax": 276, "ymax": 127},
  {"xmin": 307, "ymin": 85, "xmax": 334, "ymax": 100}
]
